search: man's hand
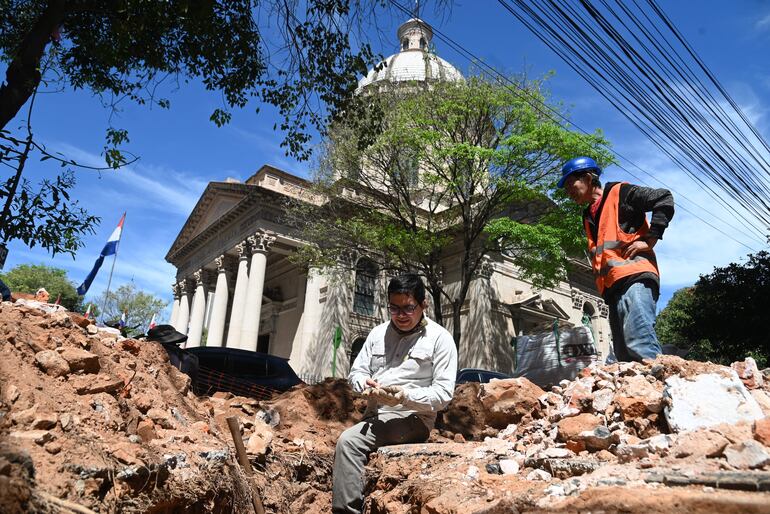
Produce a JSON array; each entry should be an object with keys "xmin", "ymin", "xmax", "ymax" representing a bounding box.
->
[
  {"xmin": 623, "ymin": 238, "xmax": 656, "ymax": 259},
  {"xmin": 362, "ymin": 385, "xmax": 405, "ymax": 406}
]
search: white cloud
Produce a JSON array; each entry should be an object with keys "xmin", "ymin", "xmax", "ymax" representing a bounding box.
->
[{"xmin": 756, "ymin": 13, "xmax": 770, "ymax": 30}]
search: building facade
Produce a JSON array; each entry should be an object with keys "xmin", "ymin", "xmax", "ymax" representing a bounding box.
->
[{"xmin": 165, "ymin": 18, "xmax": 612, "ymax": 382}]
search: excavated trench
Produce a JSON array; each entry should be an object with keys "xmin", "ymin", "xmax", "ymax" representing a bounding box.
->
[{"xmin": 2, "ymin": 301, "xmax": 770, "ymax": 513}]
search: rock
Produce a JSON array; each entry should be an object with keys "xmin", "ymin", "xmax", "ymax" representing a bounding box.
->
[
  {"xmin": 565, "ymin": 378, "xmax": 594, "ymax": 411},
  {"xmin": 59, "ymin": 348, "xmax": 100, "ymax": 374},
  {"xmin": 541, "ymin": 447, "xmax": 574, "ymax": 459},
  {"xmin": 2, "ymin": 384, "xmax": 20, "ymax": 404},
  {"xmin": 732, "ymin": 357, "xmax": 764, "ymax": 389},
  {"xmin": 68, "ymin": 374, "xmax": 124, "ymax": 395},
  {"xmin": 499, "ymin": 459, "xmax": 519, "ymax": 475},
  {"xmin": 136, "ymin": 420, "xmax": 158, "ymax": 441},
  {"xmin": 750, "ymin": 390, "xmax": 770, "ymax": 417},
  {"xmin": 479, "ymin": 377, "xmax": 545, "ymax": 428},
  {"xmin": 723, "ymin": 440, "xmax": 770, "ymax": 469},
  {"xmin": 86, "ymin": 324, "xmax": 99, "ymax": 335},
  {"xmin": 67, "ymin": 311, "xmax": 92, "ymax": 328},
  {"xmin": 615, "ymin": 443, "xmax": 649, "ymax": 463},
  {"xmin": 670, "ymin": 429, "xmax": 729, "ymax": 458},
  {"xmin": 10, "ymin": 405, "xmax": 38, "ymax": 425},
  {"xmin": 147, "ymin": 408, "xmax": 175, "ymax": 429},
  {"xmin": 664, "ymin": 373, "xmax": 765, "ymax": 432},
  {"xmin": 643, "ymin": 434, "xmax": 673, "ymax": 455},
  {"xmin": 191, "ymin": 421, "xmax": 210, "ymax": 434},
  {"xmin": 246, "ymin": 424, "xmax": 274, "ymax": 457},
  {"xmin": 557, "ymin": 413, "xmax": 603, "ymax": 442},
  {"xmin": 34, "ymin": 350, "xmax": 70, "ymax": 377},
  {"xmin": 579, "ymin": 426, "xmax": 616, "ymax": 451},
  {"xmin": 31, "ymin": 412, "xmax": 57, "ymax": 430},
  {"xmin": 754, "ymin": 418, "xmax": 770, "ymax": 447},
  {"xmin": 168, "ymin": 366, "xmax": 191, "ymax": 394},
  {"xmin": 615, "ymin": 374, "xmax": 663, "ymax": 417},
  {"xmin": 59, "ymin": 413, "xmax": 73, "ymax": 431},
  {"xmin": 44, "ymin": 441, "xmax": 62, "ymax": 455},
  {"xmin": 592, "ymin": 388, "xmax": 614, "ymax": 414},
  {"xmin": 614, "ymin": 396, "xmax": 648, "ymax": 420},
  {"xmin": 9, "ymin": 430, "xmax": 54, "ymax": 445},
  {"xmin": 526, "ymin": 469, "xmax": 552, "ymax": 481}
]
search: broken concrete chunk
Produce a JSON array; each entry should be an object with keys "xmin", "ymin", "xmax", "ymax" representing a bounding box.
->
[
  {"xmin": 499, "ymin": 459, "xmax": 519, "ymax": 475},
  {"xmin": 557, "ymin": 413, "xmax": 603, "ymax": 442},
  {"xmin": 579, "ymin": 426, "xmax": 616, "ymax": 451},
  {"xmin": 615, "ymin": 443, "xmax": 649, "ymax": 463},
  {"xmin": 69, "ymin": 374, "xmax": 124, "ymax": 395},
  {"xmin": 9, "ymin": 430, "xmax": 54, "ymax": 445},
  {"xmin": 59, "ymin": 348, "xmax": 100, "ymax": 374},
  {"xmin": 723, "ymin": 440, "xmax": 770, "ymax": 469},
  {"xmin": 754, "ymin": 418, "xmax": 770, "ymax": 447},
  {"xmin": 34, "ymin": 350, "xmax": 71, "ymax": 377},
  {"xmin": 526, "ymin": 469, "xmax": 552, "ymax": 481},
  {"xmin": 664, "ymin": 373, "xmax": 765, "ymax": 432},
  {"xmin": 732, "ymin": 357, "xmax": 764, "ymax": 389}
]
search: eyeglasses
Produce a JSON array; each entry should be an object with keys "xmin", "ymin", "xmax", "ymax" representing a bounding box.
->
[{"xmin": 388, "ymin": 303, "xmax": 419, "ymax": 316}]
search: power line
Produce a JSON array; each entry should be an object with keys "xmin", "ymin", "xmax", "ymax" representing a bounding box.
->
[
  {"xmin": 384, "ymin": 0, "xmax": 763, "ymax": 252},
  {"xmin": 494, "ymin": 0, "xmax": 770, "ymax": 239}
]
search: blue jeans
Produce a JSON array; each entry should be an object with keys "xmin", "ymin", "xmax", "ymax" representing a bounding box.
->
[{"xmin": 607, "ymin": 282, "xmax": 661, "ymax": 362}]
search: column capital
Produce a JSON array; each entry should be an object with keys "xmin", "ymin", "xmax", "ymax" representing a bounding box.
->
[
  {"xmin": 177, "ymin": 280, "xmax": 189, "ymax": 295},
  {"xmin": 247, "ymin": 230, "xmax": 276, "ymax": 254},
  {"xmin": 172, "ymin": 283, "xmax": 180, "ymax": 299},
  {"xmin": 193, "ymin": 269, "xmax": 205, "ymax": 285},
  {"xmin": 215, "ymin": 254, "xmax": 227, "ymax": 273},
  {"xmin": 235, "ymin": 240, "xmax": 249, "ymax": 260}
]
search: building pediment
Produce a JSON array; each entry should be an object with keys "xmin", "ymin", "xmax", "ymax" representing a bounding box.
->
[
  {"xmin": 508, "ymin": 293, "xmax": 570, "ymax": 321},
  {"xmin": 165, "ymin": 181, "xmax": 254, "ymax": 262}
]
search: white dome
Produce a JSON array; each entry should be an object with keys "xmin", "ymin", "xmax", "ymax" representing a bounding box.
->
[{"xmin": 357, "ymin": 18, "xmax": 464, "ymax": 91}]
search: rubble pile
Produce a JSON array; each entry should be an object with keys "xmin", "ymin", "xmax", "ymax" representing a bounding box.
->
[
  {"xmin": 0, "ymin": 301, "xmax": 257, "ymax": 513},
  {"xmin": 366, "ymin": 356, "xmax": 770, "ymax": 513},
  {"xmin": 2, "ymin": 298, "xmax": 770, "ymax": 513}
]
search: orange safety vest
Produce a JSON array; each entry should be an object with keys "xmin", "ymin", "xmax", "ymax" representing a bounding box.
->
[{"xmin": 585, "ymin": 183, "xmax": 659, "ymax": 295}]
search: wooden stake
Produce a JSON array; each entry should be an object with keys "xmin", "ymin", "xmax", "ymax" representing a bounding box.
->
[{"xmin": 226, "ymin": 416, "xmax": 266, "ymax": 514}]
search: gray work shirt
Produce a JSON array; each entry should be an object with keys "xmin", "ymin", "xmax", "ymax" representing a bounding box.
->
[{"xmin": 348, "ymin": 317, "xmax": 458, "ymax": 429}]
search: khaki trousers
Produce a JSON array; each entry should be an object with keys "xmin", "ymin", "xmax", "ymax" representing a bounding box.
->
[{"xmin": 331, "ymin": 412, "xmax": 430, "ymax": 514}]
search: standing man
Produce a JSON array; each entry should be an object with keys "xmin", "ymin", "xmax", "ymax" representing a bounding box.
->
[
  {"xmin": 332, "ymin": 273, "xmax": 457, "ymax": 514},
  {"xmin": 559, "ymin": 157, "xmax": 674, "ymax": 362}
]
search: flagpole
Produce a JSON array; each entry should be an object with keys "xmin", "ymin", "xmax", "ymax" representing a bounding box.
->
[{"xmin": 101, "ymin": 212, "xmax": 126, "ymax": 322}]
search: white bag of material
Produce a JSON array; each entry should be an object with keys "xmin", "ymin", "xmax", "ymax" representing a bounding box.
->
[{"xmin": 513, "ymin": 325, "xmax": 599, "ymax": 388}]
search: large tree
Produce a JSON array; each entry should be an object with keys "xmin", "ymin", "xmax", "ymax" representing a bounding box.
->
[
  {"xmin": 0, "ymin": 0, "xmax": 439, "ymax": 160},
  {"xmin": 97, "ymin": 283, "xmax": 167, "ymax": 337},
  {"xmin": 0, "ymin": 263, "xmax": 81, "ymax": 310},
  {"xmin": 288, "ymin": 74, "xmax": 610, "ymax": 347},
  {"xmin": 656, "ymin": 251, "xmax": 770, "ymax": 368}
]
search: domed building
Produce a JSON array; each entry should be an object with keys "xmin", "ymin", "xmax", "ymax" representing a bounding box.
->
[{"xmin": 165, "ymin": 17, "xmax": 611, "ymax": 384}]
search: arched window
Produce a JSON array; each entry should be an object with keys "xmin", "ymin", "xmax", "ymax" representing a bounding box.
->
[
  {"xmin": 350, "ymin": 336, "xmax": 366, "ymax": 365},
  {"xmin": 402, "ymin": 38, "xmax": 409, "ymax": 50},
  {"xmin": 353, "ymin": 258, "xmax": 377, "ymax": 316},
  {"xmin": 419, "ymin": 37, "xmax": 426, "ymax": 49}
]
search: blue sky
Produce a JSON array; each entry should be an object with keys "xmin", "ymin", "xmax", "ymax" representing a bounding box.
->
[{"xmin": 2, "ymin": 1, "xmax": 769, "ymax": 319}]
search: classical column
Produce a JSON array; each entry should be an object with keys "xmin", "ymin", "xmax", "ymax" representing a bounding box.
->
[
  {"xmin": 226, "ymin": 240, "xmax": 250, "ymax": 348},
  {"xmin": 169, "ymin": 284, "xmax": 181, "ymax": 327},
  {"xmin": 206, "ymin": 255, "xmax": 229, "ymax": 348},
  {"xmin": 175, "ymin": 280, "xmax": 190, "ymax": 335},
  {"xmin": 290, "ymin": 267, "xmax": 323, "ymax": 372},
  {"xmin": 240, "ymin": 230, "xmax": 275, "ymax": 351},
  {"xmin": 186, "ymin": 269, "xmax": 207, "ymax": 348}
]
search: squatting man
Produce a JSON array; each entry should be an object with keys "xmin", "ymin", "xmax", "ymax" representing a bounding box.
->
[
  {"xmin": 559, "ymin": 156, "xmax": 674, "ymax": 363},
  {"xmin": 332, "ymin": 273, "xmax": 458, "ymax": 514}
]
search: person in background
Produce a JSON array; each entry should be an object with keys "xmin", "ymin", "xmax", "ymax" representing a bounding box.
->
[
  {"xmin": 559, "ymin": 156, "xmax": 674, "ymax": 363},
  {"xmin": 0, "ymin": 277, "xmax": 11, "ymax": 302},
  {"xmin": 332, "ymin": 273, "xmax": 457, "ymax": 514}
]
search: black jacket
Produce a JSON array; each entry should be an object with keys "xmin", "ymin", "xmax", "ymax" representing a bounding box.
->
[{"xmin": 583, "ymin": 182, "xmax": 675, "ymax": 301}]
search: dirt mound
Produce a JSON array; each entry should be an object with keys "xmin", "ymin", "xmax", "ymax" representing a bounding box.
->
[{"xmin": 0, "ymin": 301, "xmax": 254, "ymax": 513}]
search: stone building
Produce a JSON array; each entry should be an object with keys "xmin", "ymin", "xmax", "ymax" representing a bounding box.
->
[{"xmin": 165, "ymin": 17, "xmax": 611, "ymax": 382}]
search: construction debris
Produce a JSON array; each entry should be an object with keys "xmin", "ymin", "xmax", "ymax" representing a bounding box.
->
[{"xmin": 1, "ymin": 299, "xmax": 769, "ymax": 513}]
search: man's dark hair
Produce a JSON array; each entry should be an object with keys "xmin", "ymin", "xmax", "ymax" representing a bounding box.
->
[{"xmin": 387, "ymin": 273, "xmax": 426, "ymax": 303}]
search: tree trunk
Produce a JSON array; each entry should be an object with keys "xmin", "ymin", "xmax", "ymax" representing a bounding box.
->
[
  {"xmin": 427, "ymin": 282, "xmax": 444, "ymax": 327},
  {"xmin": 0, "ymin": 0, "xmax": 66, "ymax": 130},
  {"xmin": 451, "ymin": 300, "xmax": 462, "ymax": 353}
]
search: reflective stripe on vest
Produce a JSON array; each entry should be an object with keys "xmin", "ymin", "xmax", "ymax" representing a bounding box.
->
[{"xmin": 584, "ymin": 183, "xmax": 659, "ymax": 295}]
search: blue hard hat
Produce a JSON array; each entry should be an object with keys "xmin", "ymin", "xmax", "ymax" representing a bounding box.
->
[{"xmin": 558, "ymin": 156, "xmax": 602, "ymax": 188}]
